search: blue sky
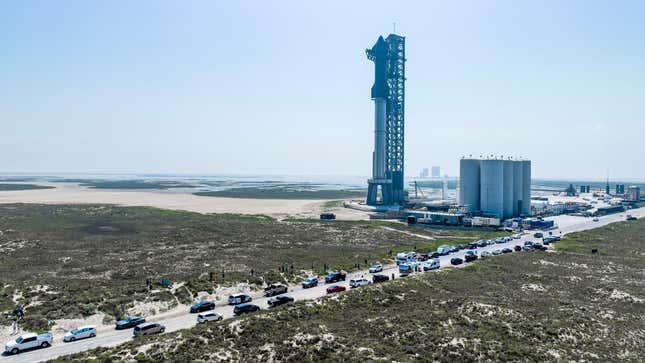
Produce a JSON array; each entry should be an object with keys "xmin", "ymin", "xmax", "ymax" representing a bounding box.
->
[{"xmin": 2, "ymin": 1, "xmax": 644, "ymax": 179}]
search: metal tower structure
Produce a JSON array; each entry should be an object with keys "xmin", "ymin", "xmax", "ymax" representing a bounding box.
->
[{"xmin": 366, "ymin": 34, "xmax": 406, "ymax": 206}]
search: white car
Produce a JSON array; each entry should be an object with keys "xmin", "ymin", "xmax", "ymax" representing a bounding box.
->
[
  {"xmin": 349, "ymin": 278, "xmax": 370, "ymax": 288},
  {"xmin": 5, "ymin": 332, "xmax": 52, "ymax": 354},
  {"xmin": 197, "ymin": 312, "xmax": 223, "ymax": 324},
  {"xmin": 63, "ymin": 325, "xmax": 96, "ymax": 342},
  {"xmin": 368, "ymin": 264, "xmax": 383, "ymax": 273},
  {"xmin": 480, "ymin": 251, "xmax": 491, "ymax": 258},
  {"xmin": 512, "ymin": 235, "xmax": 522, "ymax": 240}
]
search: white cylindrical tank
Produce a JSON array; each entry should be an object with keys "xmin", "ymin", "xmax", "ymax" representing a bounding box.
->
[
  {"xmin": 459, "ymin": 158, "xmax": 480, "ymax": 212},
  {"xmin": 503, "ymin": 160, "xmax": 514, "ymax": 219},
  {"xmin": 521, "ymin": 160, "xmax": 531, "ymax": 215},
  {"xmin": 512, "ymin": 161, "xmax": 523, "ymax": 217},
  {"xmin": 480, "ymin": 159, "xmax": 504, "ymax": 219}
]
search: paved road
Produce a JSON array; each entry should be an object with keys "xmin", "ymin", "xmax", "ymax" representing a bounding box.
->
[{"xmin": 3, "ymin": 207, "xmax": 644, "ymax": 362}]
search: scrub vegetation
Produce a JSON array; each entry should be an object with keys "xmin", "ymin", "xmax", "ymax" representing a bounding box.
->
[
  {"xmin": 0, "ymin": 204, "xmax": 490, "ymax": 330},
  {"xmin": 51, "ymin": 218, "xmax": 645, "ymax": 362}
]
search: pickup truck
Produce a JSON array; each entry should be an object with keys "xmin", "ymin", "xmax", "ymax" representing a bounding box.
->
[
  {"xmin": 5, "ymin": 332, "xmax": 52, "ymax": 354},
  {"xmin": 263, "ymin": 284, "xmax": 288, "ymax": 297}
]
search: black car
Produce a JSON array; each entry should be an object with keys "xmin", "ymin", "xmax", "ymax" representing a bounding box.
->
[
  {"xmin": 533, "ymin": 243, "xmax": 546, "ymax": 251},
  {"xmin": 449, "ymin": 246, "xmax": 459, "ymax": 253},
  {"xmin": 115, "ymin": 316, "xmax": 146, "ymax": 330},
  {"xmin": 524, "ymin": 241, "xmax": 533, "ymax": 246},
  {"xmin": 502, "ymin": 247, "xmax": 512, "ymax": 253},
  {"xmin": 233, "ymin": 303, "xmax": 260, "ymax": 316},
  {"xmin": 514, "ymin": 245, "xmax": 522, "ymax": 252},
  {"xmin": 325, "ymin": 271, "xmax": 346, "ymax": 284},
  {"xmin": 190, "ymin": 301, "xmax": 215, "ymax": 313},
  {"xmin": 372, "ymin": 274, "xmax": 390, "ymax": 283},
  {"xmin": 450, "ymin": 257, "xmax": 463, "ymax": 265},
  {"xmin": 466, "ymin": 243, "xmax": 478, "ymax": 250},
  {"xmin": 464, "ymin": 253, "xmax": 478, "ymax": 262},
  {"xmin": 457, "ymin": 244, "xmax": 465, "ymax": 250},
  {"xmin": 267, "ymin": 296, "xmax": 294, "ymax": 308},
  {"xmin": 533, "ymin": 232, "xmax": 543, "ymax": 238},
  {"xmin": 429, "ymin": 252, "xmax": 441, "ymax": 258}
]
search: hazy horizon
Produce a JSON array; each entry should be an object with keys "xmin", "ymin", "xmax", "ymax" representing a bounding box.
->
[{"xmin": 3, "ymin": 1, "xmax": 644, "ymax": 179}]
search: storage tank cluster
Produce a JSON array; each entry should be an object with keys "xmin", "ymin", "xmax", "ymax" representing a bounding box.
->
[{"xmin": 459, "ymin": 157, "xmax": 531, "ymax": 219}]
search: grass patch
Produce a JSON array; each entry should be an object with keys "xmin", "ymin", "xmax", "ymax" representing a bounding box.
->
[
  {"xmin": 0, "ymin": 183, "xmax": 54, "ymax": 191},
  {"xmin": 194, "ymin": 187, "xmax": 365, "ymax": 200}
]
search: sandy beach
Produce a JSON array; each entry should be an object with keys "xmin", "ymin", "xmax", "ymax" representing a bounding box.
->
[{"xmin": 0, "ymin": 182, "xmax": 369, "ymax": 220}]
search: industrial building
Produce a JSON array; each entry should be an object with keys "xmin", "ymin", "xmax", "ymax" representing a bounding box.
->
[
  {"xmin": 431, "ymin": 166, "xmax": 440, "ymax": 178},
  {"xmin": 365, "ymin": 34, "xmax": 406, "ymax": 206},
  {"xmin": 459, "ymin": 157, "xmax": 531, "ymax": 219},
  {"xmin": 626, "ymin": 185, "xmax": 641, "ymax": 202}
]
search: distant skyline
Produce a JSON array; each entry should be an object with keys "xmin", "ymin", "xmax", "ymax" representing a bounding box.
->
[{"xmin": 2, "ymin": 1, "xmax": 644, "ymax": 179}]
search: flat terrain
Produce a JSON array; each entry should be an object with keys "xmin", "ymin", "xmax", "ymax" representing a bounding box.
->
[
  {"xmin": 0, "ymin": 204, "xmax": 502, "ymax": 338},
  {"xmin": 0, "ymin": 184, "xmax": 331, "ymax": 219},
  {"xmin": 46, "ymin": 217, "xmax": 645, "ymax": 362}
]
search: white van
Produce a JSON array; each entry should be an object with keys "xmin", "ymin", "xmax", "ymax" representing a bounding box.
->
[{"xmin": 422, "ymin": 258, "xmax": 440, "ymax": 271}]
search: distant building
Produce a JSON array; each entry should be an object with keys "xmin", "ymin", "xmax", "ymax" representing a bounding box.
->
[
  {"xmin": 419, "ymin": 168, "xmax": 429, "ymax": 178},
  {"xmin": 431, "ymin": 166, "xmax": 440, "ymax": 178},
  {"xmin": 626, "ymin": 185, "xmax": 641, "ymax": 202}
]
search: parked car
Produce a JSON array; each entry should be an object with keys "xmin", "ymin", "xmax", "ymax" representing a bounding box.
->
[
  {"xmin": 133, "ymin": 323, "xmax": 165, "ymax": 337},
  {"xmin": 450, "ymin": 257, "xmax": 463, "ymax": 265},
  {"xmin": 457, "ymin": 244, "xmax": 465, "ymax": 250},
  {"xmin": 197, "ymin": 312, "xmax": 223, "ymax": 324},
  {"xmin": 422, "ymin": 258, "xmax": 440, "ymax": 271},
  {"xmin": 326, "ymin": 285, "xmax": 346, "ymax": 294},
  {"xmin": 115, "ymin": 316, "xmax": 145, "ymax": 330},
  {"xmin": 466, "ymin": 243, "xmax": 478, "ymax": 250},
  {"xmin": 524, "ymin": 241, "xmax": 534, "ymax": 246},
  {"xmin": 626, "ymin": 215, "xmax": 637, "ymax": 221},
  {"xmin": 514, "ymin": 245, "xmax": 522, "ymax": 252},
  {"xmin": 533, "ymin": 232, "xmax": 543, "ymax": 238},
  {"xmin": 302, "ymin": 277, "xmax": 318, "ymax": 289},
  {"xmin": 437, "ymin": 245, "xmax": 451, "ymax": 256},
  {"xmin": 592, "ymin": 217, "xmax": 599, "ymax": 222},
  {"xmin": 492, "ymin": 249, "xmax": 503, "ymax": 256},
  {"xmin": 233, "ymin": 303, "xmax": 260, "ymax": 316},
  {"xmin": 350, "ymin": 278, "xmax": 370, "ymax": 288},
  {"xmin": 417, "ymin": 253, "xmax": 428, "ymax": 262},
  {"xmin": 429, "ymin": 252, "xmax": 441, "ymax": 258},
  {"xmin": 268, "ymin": 295, "xmax": 294, "ymax": 308},
  {"xmin": 464, "ymin": 250, "xmax": 478, "ymax": 262},
  {"xmin": 372, "ymin": 274, "xmax": 389, "ymax": 283},
  {"xmin": 533, "ymin": 243, "xmax": 547, "ymax": 251},
  {"xmin": 369, "ymin": 264, "xmax": 383, "ymax": 273},
  {"xmin": 325, "ymin": 271, "xmax": 346, "ymax": 284},
  {"xmin": 513, "ymin": 234, "xmax": 522, "ymax": 240},
  {"xmin": 502, "ymin": 247, "xmax": 513, "ymax": 253},
  {"xmin": 523, "ymin": 245, "xmax": 534, "ymax": 251},
  {"xmin": 449, "ymin": 246, "xmax": 459, "ymax": 253},
  {"xmin": 190, "ymin": 301, "xmax": 215, "ymax": 313},
  {"xmin": 480, "ymin": 251, "xmax": 491, "ymax": 258},
  {"xmin": 63, "ymin": 326, "xmax": 96, "ymax": 342},
  {"xmin": 228, "ymin": 294, "xmax": 252, "ymax": 305},
  {"xmin": 263, "ymin": 283, "xmax": 288, "ymax": 297},
  {"xmin": 476, "ymin": 241, "xmax": 487, "ymax": 248},
  {"xmin": 4, "ymin": 332, "xmax": 52, "ymax": 354}
]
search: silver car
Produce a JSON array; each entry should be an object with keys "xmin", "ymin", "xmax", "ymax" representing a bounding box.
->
[
  {"xmin": 197, "ymin": 312, "xmax": 223, "ymax": 324},
  {"xmin": 64, "ymin": 325, "xmax": 96, "ymax": 342},
  {"xmin": 133, "ymin": 322, "xmax": 165, "ymax": 337}
]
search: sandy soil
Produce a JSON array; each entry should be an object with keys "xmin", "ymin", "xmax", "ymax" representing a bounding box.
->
[{"xmin": 0, "ymin": 182, "xmax": 371, "ymax": 220}]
